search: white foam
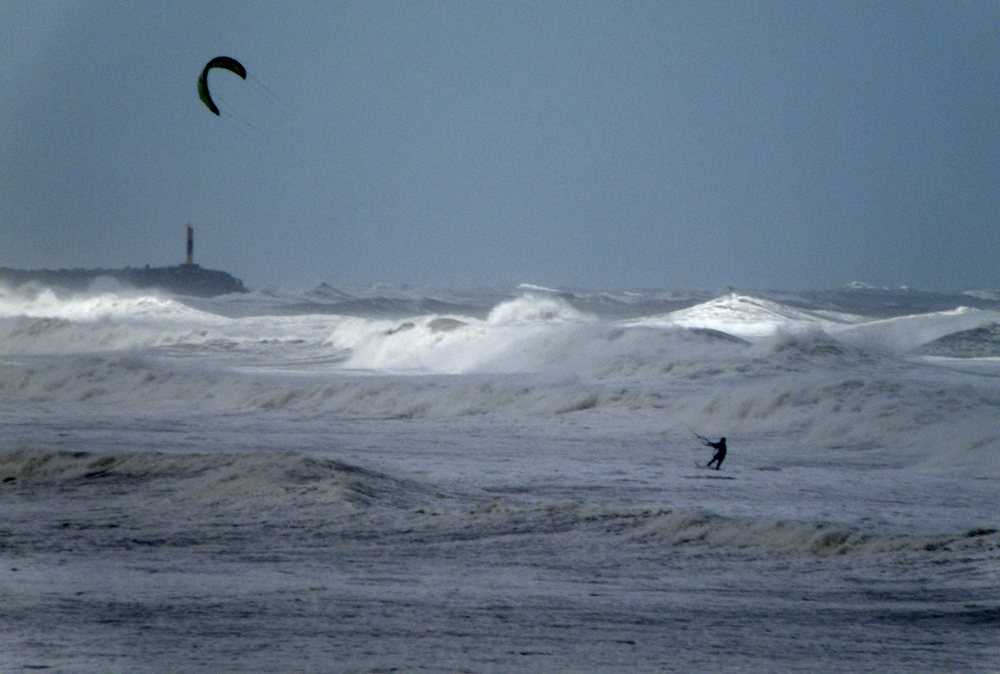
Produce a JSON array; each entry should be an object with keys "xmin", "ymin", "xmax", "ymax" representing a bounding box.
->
[
  {"xmin": 0, "ymin": 285, "xmax": 207, "ymax": 321},
  {"xmin": 626, "ymin": 293, "xmax": 861, "ymax": 339},
  {"xmin": 486, "ymin": 294, "xmax": 591, "ymax": 325},
  {"xmin": 830, "ymin": 306, "xmax": 1000, "ymax": 352}
]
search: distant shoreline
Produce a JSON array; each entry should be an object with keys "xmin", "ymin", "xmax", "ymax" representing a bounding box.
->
[{"xmin": 0, "ymin": 264, "xmax": 247, "ymax": 298}]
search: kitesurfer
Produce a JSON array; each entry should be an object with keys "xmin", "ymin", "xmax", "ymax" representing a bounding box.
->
[
  {"xmin": 694, "ymin": 432, "xmax": 727, "ymax": 470},
  {"xmin": 705, "ymin": 437, "xmax": 727, "ymax": 470}
]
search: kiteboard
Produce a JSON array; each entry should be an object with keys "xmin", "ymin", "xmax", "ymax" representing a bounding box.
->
[{"xmin": 684, "ymin": 462, "xmax": 735, "ymax": 479}]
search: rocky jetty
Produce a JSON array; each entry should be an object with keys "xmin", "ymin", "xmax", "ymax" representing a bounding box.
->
[{"xmin": 0, "ymin": 264, "xmax": 247, "ymax": 297}]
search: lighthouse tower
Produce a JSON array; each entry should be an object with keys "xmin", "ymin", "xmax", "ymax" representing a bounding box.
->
[{"xmin": 185, "ymin": 225, "xmax": 194, "ymax": 265}]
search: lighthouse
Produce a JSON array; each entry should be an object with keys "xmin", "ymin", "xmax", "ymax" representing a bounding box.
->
[{"xmin": 185, "ymin": 225, "xmax": 194, "ymax": 265}]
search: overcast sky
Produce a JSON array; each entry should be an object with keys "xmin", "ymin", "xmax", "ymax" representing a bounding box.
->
[{"xmin": 1, "ymin": 1, "xmax": 997, "ymax": 291}]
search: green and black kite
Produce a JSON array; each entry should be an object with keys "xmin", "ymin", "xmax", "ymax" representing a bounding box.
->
[{"xmin": 197, "ymin": 56, "xmax": 247, "ymax": 116}]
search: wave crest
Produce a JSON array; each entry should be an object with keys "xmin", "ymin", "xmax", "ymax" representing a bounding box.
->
[{"xmin": 634, "ymin": 509, "xmax": 1000, "ymax": 557}]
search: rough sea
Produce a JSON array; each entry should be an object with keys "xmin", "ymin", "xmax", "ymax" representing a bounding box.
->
[{"xmin": 1, "ymin": 280, "xmax": 998, "ymax": 673}]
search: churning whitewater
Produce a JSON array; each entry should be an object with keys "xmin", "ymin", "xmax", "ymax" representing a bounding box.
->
[{"xmin": 1, "ymin": 281, "xmax": 998, "ymax": 672}]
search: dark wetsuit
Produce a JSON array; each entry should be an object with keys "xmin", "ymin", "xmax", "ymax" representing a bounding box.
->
[{"xmin": 705, "ymin": 437, "xmax": 727, "ymax": 470}]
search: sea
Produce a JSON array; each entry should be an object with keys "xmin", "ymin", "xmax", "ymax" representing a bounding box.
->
[{"xmin": 1, "ymin": 279, "xmax": 998, "ymax": 673}]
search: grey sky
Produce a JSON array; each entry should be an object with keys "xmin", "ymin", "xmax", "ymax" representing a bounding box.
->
[{"xmin": 1, "ymin": 1, "xmax": 997, "ymax": 291}]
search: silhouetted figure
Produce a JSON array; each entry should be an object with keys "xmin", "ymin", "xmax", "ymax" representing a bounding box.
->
[{"xmin": 705, "ymin": 437, "xmax": 727, "ymax": 470}]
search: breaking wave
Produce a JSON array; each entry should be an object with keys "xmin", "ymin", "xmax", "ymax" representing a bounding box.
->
[{"xmin": 0, "ymin": 285, "xmax": 998, "ymax": 476}]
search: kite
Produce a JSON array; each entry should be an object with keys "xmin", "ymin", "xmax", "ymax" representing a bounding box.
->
[{"xmin": 197, "ymin": 56, "xmax": 247, "ymax": 116}]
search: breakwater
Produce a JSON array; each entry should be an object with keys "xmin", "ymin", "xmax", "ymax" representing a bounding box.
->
[{"xmin": 0, "ymin": 264, "xmax": 247, "ymax": 297}]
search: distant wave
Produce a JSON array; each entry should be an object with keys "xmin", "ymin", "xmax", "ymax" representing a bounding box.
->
[{"xmin": 3, "ymin": 288, "xmax": 996, "ymax": 364}]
